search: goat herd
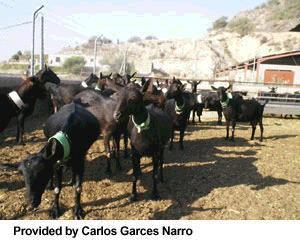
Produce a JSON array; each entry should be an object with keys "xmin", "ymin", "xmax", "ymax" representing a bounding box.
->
[{"xmin": 0, "ymin": 66, "xmax": 267, "ymax": 219}]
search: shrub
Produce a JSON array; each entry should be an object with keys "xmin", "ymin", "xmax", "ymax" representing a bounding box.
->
[
  {"xmin": 212, "ymin": 16, "xmax": 228, "ymax": 30},
  {"xmin": 63, "ymin": 56, "xmax": 86, "ymax": 74},
  {"xmin": 145, "ymin": 35, "xmax": 157, "ymax": 40},
  {"xmin": 260, "ymin": 36, "xmax": 268, "ymax": 44},
  {"xmin": 101, "ymin": 55, "xmax": 135, "ymax": 75},
  {"xmin": 228, "ymin": 17, "xmax": 255, "ymax": 36},
  {"xmin": 128, "ymin": 36, "xmax": 142, "ymax": 43}
]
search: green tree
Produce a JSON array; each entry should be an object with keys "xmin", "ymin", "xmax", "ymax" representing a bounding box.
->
[
  {"xmin": 63, "ymin": 56, "xmax": 86, "ymax": 74},
  {"xmin": 128, "ymin": 36, "xmax": 142, "ymax": 43},
  {"xmin": 212, "ymin": 16, "xmax": 228, "ymax": 30}
]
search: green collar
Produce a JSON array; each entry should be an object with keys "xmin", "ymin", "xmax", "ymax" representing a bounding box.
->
[
  {"xmin": 220, "ymin": 92, "xmax": 232, "ymax": 108},
  {"xmin": 132, "ymin": 112, "xmax": 151, "ymax": 133},
  {"xmin": 175, "ymin": 99, "xmax": 185, "ymax": 114},
  {"xmin": 48, "ymin": 131, "xmax": 71, "ymax": 163}
]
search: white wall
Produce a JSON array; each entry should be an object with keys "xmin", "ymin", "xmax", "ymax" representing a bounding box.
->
[
  {"xmin": 258, "ymin": 64, "xmax": 300, "ymax": 85},
  {"xmin": 48, "ymin": 54, "xmax": 102, "ymax": 68}
]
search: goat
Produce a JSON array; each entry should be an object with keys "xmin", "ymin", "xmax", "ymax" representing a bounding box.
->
[
  {"xmin": 0, "ymin": 68, "xmax": 60, "ymax": 144},
  {"xmin": 212, "ymin": 85, "xmax": 267, "ymax": 142},
  {"xmin": 164, "ymin": 78, "xmax": 192, "ymax": 150},
  {"xmin": 187, "ymin": 80, "xmax": 203, "ymax": 123},
  {"xmin": 45, "ymin": 73, "xmax": 99, "ymax": 112},
  {"xmin": 19, "ymin": 103, "xmax": 100, "ymax": 219},
  {"xmin": 113, "ymin": 86, "xmax": 172, "ymax": 200},
  {"xmin": 73, "ymin": 89, "xmax": 129, "ymax": 175}
]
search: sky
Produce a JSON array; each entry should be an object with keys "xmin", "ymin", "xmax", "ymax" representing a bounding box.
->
[{"xmin": 0, "ymin": 0, "xmax": 267, "ymax": 61}]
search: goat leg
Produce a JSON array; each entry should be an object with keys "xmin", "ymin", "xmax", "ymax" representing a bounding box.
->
[
  {"xmin": 217, "ymin": 111, "xmax": 222, "ymax": 125},
  {"xmin": 113, "ymin": 135, "xmax": 122, "ymax": 171},
  {"xmin": 49, "ymin": 166, "xmax": 62, "ymax": 219},
  {"xmin": 151, "ymin": 153, "xmax": 160, "ymax": 200},
  {"xmin": 159, "ymin": 149, "xmax": 164, "ymax": 183},
  {"xmin": 225, "ymin": 121, "xmax": 230, "ymax": 140},
  {"xmin": 192, "ymin": 110, "xmax": 195, "ymax": 124},
  {"xmin": 251, "ymin": 121, "xmax": 257, "ymax": 140},
  {"xmin": 130, "ymin": 149, "xmax": 141, "ymax": 202},
  {"xmin": 168, "ymin": 128, "xmax": 174, "ymax": 151},
  {"xmin": 259, "ymin": 119, "xmax": 264, "ymax": 142},
  {"xmin": 123, "ymin": 131, "xmax": 129, "ymax": 158},
  {"xmin": 103, "ymin": 136, "xmax": 112, "ymax": 176},
  {"xmin": 179, "ymin": 128, "xmax": 184, "ymax": 150},
  {"xmin": 231, "ymin": 120, "xmax": 236, "ymax": 141},
  {"xmin": 16, "ymin": 112, "xmax": 25, "ymax": 145},
  {"xmin": 73, "ymin": 168, "xmax": 84, "ymax": 220}
]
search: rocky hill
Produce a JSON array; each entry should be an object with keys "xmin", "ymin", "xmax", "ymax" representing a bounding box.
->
[{"xmin": 60, "ymin": 0, "xmax": 300, "ymax": 79}]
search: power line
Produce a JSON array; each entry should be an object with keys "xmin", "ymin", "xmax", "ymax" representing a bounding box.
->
[{"xmin": 0, "ymin": 21, "xmax": 32, "ymax": 31}]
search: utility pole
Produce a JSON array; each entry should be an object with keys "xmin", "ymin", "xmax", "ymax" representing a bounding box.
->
[
  {"xmin": 93, "ymin": 35, "xmax": 103, "ymax": 74},
  {"xmin": 119, "ymin": 50, "xmax": 127, "ymax": 75},
  {"xmin": 31, "ymin": 5, "xmax": 44, "ymax": 76},
  {"xmin": 40, "ymin": 15, "xmax": 44, "ymax": 70}
]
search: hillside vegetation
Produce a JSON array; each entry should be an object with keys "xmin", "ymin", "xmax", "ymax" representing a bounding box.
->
[{"xmin": 56, "ymin": 0, "xmax": 300, "ymax": 79}]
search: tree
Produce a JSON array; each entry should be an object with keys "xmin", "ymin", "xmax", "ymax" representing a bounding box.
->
[
  {"xmin": 63, "ymin": 56, "xmax": 86, "ymax": 74},
  {"xmin": 212, "ymin": 16, "xmax": 228, "ymax": 30},
  {"xmin": 128, "ymin": 36, "xmax": 142, "ymax": 43},
  {"xmin": 145, "ymin": 35, "xmax": 157, "ymax": 40},
  {"xmin": 10, "ymin": 50, "xmax": 23, "ymax": 61}
]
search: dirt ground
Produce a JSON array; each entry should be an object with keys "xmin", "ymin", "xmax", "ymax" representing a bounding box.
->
[{"xmin": 0, "ymin": 106, "xmax": 299, "ymax": 220}]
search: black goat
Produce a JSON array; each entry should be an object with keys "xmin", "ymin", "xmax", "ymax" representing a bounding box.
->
[
  {"xmin": 0, "ymin": 67, "xmax": 60, "ymax": 144},
  {"xmin": 113, "ymin": 86, "xmax": 172, "ymax": 200},
  {"xmin": 212, "ymin": 85, "xmax": 267, "ymax": 142},
  {"xmin": 164, "ymin": 78, "xmax": 192, "ymax": 150},
  {"xmin": 187, "ymin": 80, "xmax": 203, "ymax": 123},
  {"xmin": 202, "ymin": 89, "xmax": 248, "ymax": 125},
  {"xmin": 45, "ymin": 73, "xmax": 99, "ymax": 112},
  {"xmin": 19, "ymin": 103, "xmax": 100, "ymax": 219},
  {"xmin": 73, "ymin": 89, "xmax": 129, "ymax": 175}
]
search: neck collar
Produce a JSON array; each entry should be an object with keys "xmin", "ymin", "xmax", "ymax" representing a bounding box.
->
[
  {"xmin": 175, "ymin": 98, "xmax": 185, "ymax": 114},
  {"xmin": 48, "ymin": 131, "xmax": 71, "ymax": 164},
  {"xmin": 220, "ymin": 92, "xmax": 232, "ymax": 108},
  {"xmin": 8, "ymin": 91, "xmax": 25, "ymax": 110},
  {"xmin": 132, "ymin": 111, "xmax": 151, "ymax": 133},
  {"xmin": 81, "ymin": 81, "xmax": 88, "ymax": 88}
]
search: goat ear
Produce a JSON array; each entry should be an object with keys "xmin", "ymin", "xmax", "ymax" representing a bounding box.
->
[
  {"xmin": 187, "ymin": 80, "xmax": 192, "ymax": 84},
  {"xmin": 45, "ymin": 140, "xmax": 58, "ymax": 159},
  {"xmin": 211, "ymin": 86, "xmax": 218, "ymax": 91},
  {"xmin": 226, "ymin": 84, "xmax": 232, "ymax": 91},
  {"xmin": 181, "ymin": 84, "xmax": 186, "ymax": 91},
  {"xmin": 141, "ymin": 79, "xmax": 151, "ymax": 92},
  {"xmin": 131, "ymin": 72, "xmax": 136, "ymax": 78}
]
